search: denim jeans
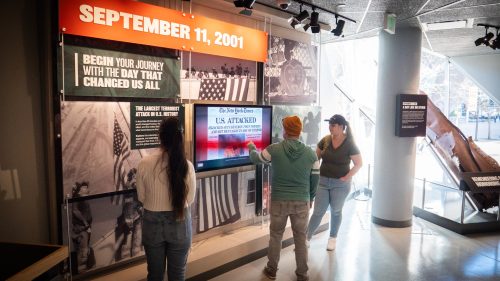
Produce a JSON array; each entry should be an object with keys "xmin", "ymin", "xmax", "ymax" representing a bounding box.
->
[
  {"xmin": 307, "ymin": 177, "xmax": 351, "ymax": 239},
  {"xmin": 267, "ymin": 200, "xmax": 309, "ymax": 281},
  {"xmin": 142, "ymin": 209, "xmax": 192, "ymax": 281}
]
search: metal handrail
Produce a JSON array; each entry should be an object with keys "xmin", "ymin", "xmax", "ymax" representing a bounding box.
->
[
  {"xmin": 420, "ymin": 137, "xmax": 460, "ymax": 187},
  {"xmin": 414, "ymin": 177, "xmax": 457, "ymax": 191},
  {"xmin": 332, "ymin": 83, "xmax": 472, "ymax": 213},
  {"xmin": 415, "ymin": 175, "xmax": 469, "ymax": 224},
  {"xmin": 420, "ymin": 137, "xmax": 478, "ymax": 211},
  {"xmin": 333, "ymin": 83, "xmax": 375, "ymax": 125}
]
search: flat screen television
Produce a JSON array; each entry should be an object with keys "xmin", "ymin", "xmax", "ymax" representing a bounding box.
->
[{"xmin": 194, "ymin": 104, "xmax": 273, "ymax": 172}]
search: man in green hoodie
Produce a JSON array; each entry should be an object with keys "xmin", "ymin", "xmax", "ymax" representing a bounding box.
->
[{"xmin": 248, "ymin": 115, "xmax": 320, "ymax": 281}]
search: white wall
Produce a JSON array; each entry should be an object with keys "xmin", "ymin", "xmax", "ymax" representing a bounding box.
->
[{"xmin": 451, "ymin": 54, "xmax": 500, "ymax": 105}]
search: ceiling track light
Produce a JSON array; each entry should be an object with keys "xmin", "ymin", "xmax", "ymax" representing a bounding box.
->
[
  {"xmin": 233, "ymin": 0, "xmax": 255, "ymax": 9},
  {"xmin": 310, "ymin": 10, "xmax": 319, "ymax": 27},
  {"xmin": 331, "ymin": 15, "xmax": 345, "ymax": 36},
  {"xmin": 234, "ymin": 0, "xmax": 256, "ymax": 15},
  {"xmin": 290, "ymin": 5, "xmax": 309, "ymax": 29},
  {"xmin": 490, "ymin": 28, "xmax": 500, "ymax": 50},
  {"xmin": 290, "ymin": 0, "xmax": 355, "ymax": 23},
  {"xmin": 475, "ymin": 24, "xmax": 500, "ymax": 49},
  {"xmin": 254, "ymin": 0, "xmax": 356, "ymax": 33},
  {"xmin": 310, "ymin": 25, "xmax": 321, "ymax": 34},
  {"xmin": 301, "ymin": 9, "xmax": 320, "ymax": 33}
]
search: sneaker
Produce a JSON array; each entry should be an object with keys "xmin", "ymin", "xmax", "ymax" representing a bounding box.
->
[
  {"xmin": 263, "ymin": 266, "xmax": 277, "ymax": 280},
  {"xmin": 326, "ymin": 237, "xmax": 336, "ymax": 251}
]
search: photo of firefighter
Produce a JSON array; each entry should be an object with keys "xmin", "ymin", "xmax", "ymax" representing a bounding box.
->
[
  {"xmin": 71, "ymin": 181, "xmax": 96, "ymax": 273},
  {"xmin": 114, "ymin": 168, "xmax": 143, "ymax": 262}
]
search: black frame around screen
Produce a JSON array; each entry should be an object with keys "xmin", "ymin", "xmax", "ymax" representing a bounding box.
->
[{"xmin": 193, "ymin": 104, "xmax": 272, "ymax": 172}]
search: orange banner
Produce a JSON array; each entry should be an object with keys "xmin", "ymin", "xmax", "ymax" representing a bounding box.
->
[{"xmin": 59, "ymin": 0, "xmax": 268, "ymax": 62}]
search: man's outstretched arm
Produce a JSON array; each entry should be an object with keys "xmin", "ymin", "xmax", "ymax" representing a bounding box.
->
[{"xmin": 247, "ymin": 142, "xmax": 272, "ymax": 164}]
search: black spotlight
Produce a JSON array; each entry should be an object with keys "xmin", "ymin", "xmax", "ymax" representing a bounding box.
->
[
  {"xmin": 491, "ymin": 29, "xmax": 500, "ymax": 50},
  {"xmin": 303, "ymin": 23, "xmax": 310, "ymax": 32},
  {"xmin": 234, "ymin": 0, "xmax": 245, "ymax": 7},
  {"xmin": 331, "ymin": 19, "xmax": 345, "ymax": 36},
  {"xmin": 309, "ymin": 11, "xmax": 320, "ymax": 33},
  {"xmin": 474, "ymin": 37, "xmax": 484, "ymax": 46},
  {"xmin": 234, "ymin": 0, "xmax": 255, "ymax": 9},
  {"xmin": 491, "ymin": 36, "xmax": 500, "ymax": 49},
  {"xmin": 475, "ymin": 25, "xmax": 495, "ymax": 46},
  {"xmin": 290, "ymin": 10, "xmax": 309, "ymax": 29},
  {"xmin": 484, "ymin": 32, "xmax": 494, "ymax": 46}
]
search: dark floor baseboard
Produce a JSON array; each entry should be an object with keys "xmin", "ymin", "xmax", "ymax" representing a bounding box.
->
[
  {"xmin": 372, "ymin": 216, "xmax": 412, "ymax": 228},
  {"xmin": 413, "ymin": 207, "xmax": 500, "ymax": 234}
]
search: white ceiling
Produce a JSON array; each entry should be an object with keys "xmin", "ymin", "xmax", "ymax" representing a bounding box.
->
[{"xmin": 228, "ymin": 0, "xmax": 500, "ymax": 58}]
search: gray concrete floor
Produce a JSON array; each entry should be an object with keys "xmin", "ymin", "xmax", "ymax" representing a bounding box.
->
[
  {"xmin": 94, "ymin": 136, "xmax": 500, "ymax": 281},
  {"xmin": 209, "ymin": 198, "xmax": 500, "ymax": 281},
  {"xmin": 94, "ymin": 195, "xmax": 500, "ymax": 281}
]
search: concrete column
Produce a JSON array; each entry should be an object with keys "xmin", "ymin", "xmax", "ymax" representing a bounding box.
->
[{"xmin": 372, "ymin": 27, "xmax": 422, "ymax": 227}]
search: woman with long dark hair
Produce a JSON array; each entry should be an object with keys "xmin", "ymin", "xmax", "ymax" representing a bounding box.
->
[
  {"xmin": 137, "ymin": 117, "xmax": 196, "ymax": 281},
  {"xmin": 306, "ymin": 114, "xmax": 362, "ymax": 251}
]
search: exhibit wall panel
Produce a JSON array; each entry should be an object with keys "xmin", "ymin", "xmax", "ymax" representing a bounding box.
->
[
  {"xmin": 265, "ymin": 35, "xmax": 319, "ymax": 105},
  {"xmin": 54, "ymin": 0, "xmax": 271, "ymax": 276},
  {"xmin": 180, "ymin": 51, "xmax": 258, "ymax": 102}
]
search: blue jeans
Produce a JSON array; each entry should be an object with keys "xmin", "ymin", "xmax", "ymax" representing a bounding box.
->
[
  {"xmin": 267, "ymin": 200, "xmax": 309, "ymax": 281},
  {"xmin": 307, "ymin": 177, "xmax": 351, "ymax": 239},
  {"xmin": 142, "ymin": 209, "xmax": 192, "ymax": 281}
]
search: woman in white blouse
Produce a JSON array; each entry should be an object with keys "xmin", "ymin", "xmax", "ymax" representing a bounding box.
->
[{"xmin": 136, "ymin": 117, "xmax": 196, "ymax": 281}]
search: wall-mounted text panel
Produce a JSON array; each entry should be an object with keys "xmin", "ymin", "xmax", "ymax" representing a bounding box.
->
[{"xmin": 64, "ymin": 45, "xmax": 179, "ymax": 98}]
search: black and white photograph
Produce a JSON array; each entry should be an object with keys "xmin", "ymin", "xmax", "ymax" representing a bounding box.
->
[
  {"xmin": 192, "ymin": 171, "xmax": 258, "ymax": 234},
  {"xmin": 61, "ymin": 101, "xmax": 156, "ymax": 199},
  {"xmin": 63, "ymin": 193, "xmax": 144, "ymax": 275},
  {"xmin": 237, "ymin": 171, "xmax": 258, "ymax": 221},
  {"xmin": 180, "ymin": 52, "xmax": 257, "ymax": 102},
  {"xmin": 272, "ymin": 105, "xmax": 322, "ymax": 147},
  {"xmin": 265, "ymin": 36, "xmax": 318, "ymax": 104},
  {"xmin": 193, "ymin": 173, "xmax": 241, "ymax": 234}
]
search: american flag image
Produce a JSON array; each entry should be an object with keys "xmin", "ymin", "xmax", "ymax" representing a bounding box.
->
[
  {"xmin": 112, "ymin": 116, "xmax": 130, "ymax": 201},
  {"xmin": 196, "ymin": 173, "xmax": 241, "ymax": 233},
  {"xmin": 198, "ymin": 77, "xmax": 250, "ymax": 101}
]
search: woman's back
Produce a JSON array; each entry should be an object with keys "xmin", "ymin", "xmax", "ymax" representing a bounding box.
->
[{"xmin": 136, "ymin": 152, "xmax": 196, "ymax": 212}]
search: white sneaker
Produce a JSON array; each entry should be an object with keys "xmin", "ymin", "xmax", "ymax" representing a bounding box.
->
[{"xmin": 326, "ymin": 237, "xmax": 336, "ymax": 251}]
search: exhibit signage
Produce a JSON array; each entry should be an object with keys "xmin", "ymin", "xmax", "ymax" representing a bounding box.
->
[
  {"xmin": 460, "ymin": 172, "xmax": 500, "ymax": 193},
  {"xmin": 64, "ymin": 45, "xmax": 179, "ymax": 98},
  {"xmin": 395, "ymin": 94, "xmax": 428, "ymax": 137},
  {"xmin": 130, "ymin": 103, "xmax": 184, "ymax": 149},
  {"xmin": 59, "ymin": 0, "xmax": 268, "ymax": 62}
]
